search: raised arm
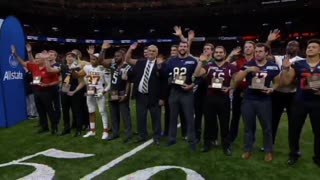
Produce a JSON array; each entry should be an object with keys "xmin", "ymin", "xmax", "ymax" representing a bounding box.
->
[
  {"xmin": 226, "ymin": 47, "xmax": 241, "ymax": 63},
  {"xmin": 173, "ymin": 26, "xmax": 187, "ymax": 42},
  {"xmin": 26, "ymin": 43, "xmax": 35, "ymax": 62},
  {"xmin": 99, "ymin": 41, "xmax": 113, "ymax": 68},
  {"xmin": 194, "ymin": 54, "xmax": 208, "ymax": 77},
  {"xmin": 11, "ymin": 45, "xmax": 27, "ymax": 67},
  {"xmin": 187, "ymin": 30, "xmax": 195, "ymax": 55},
  {"xmin": 280, "ymin": 57, "xmax": 296, "ymax": 86},
  {"xmin": 125, "ymin": 42, "xmax": 138, "ymax": 66},
  {"xmin": 45, "ymin": 54, "xmax": 60, "ymax": 73},
  {"xmin": 266, "ymin": 29, "xmax": 281, "ymax": 47}
]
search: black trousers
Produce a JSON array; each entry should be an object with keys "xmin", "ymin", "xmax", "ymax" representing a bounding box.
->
[
  {"xmin": 168, "ymin": 89, "xmax": 195, "ymax": 143},
  {"xmin": 34, "ymin": 88, "xmax": 58, "ymax": 131},
  {"xmin": 227, "ymin": 88, "xmax": 243, "ymax": 143},
  {"xmin": 194, "ymin": 85, "xmax": 206, "ymax": 141},
  {"xmin": 79, "ymin": 89, "xmax": 89, "ymax": 128},
  {"xmin": 271, "ymin": 91, "xmax": 295, "ymax": 144},
  {"xmin": 164, "ymin": 99, "xmax": 187, "ymax": 137},
  {"xmin": 136, "ymin": 93, "xmax": 162, "ymax": 140},
  {"xmin": 61, "ymin": 92, "xmax": 83, "ymax": 132},
  {"xmin": 204, "ymin": 95, "xmax": 230, "ymax": 148},
  {"xmin": 53, "ymin": 86, "xmax": 61, "ymax": 125},
  {"xmin": 289, "ymin": 99, "xmax": 320, "ymax": 161},
  {"xmin": 110, "ymin": 100, "xmax": 133, "ymax": 138}
]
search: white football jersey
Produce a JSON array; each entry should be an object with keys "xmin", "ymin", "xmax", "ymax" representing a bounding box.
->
[{"xmin": 83, "ymin": 64, "xmax": 110, "ymax": 94}]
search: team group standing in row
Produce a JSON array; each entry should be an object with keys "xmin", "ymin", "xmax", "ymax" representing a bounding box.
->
[{"xmin": 11, "ymin": 27, "xmax": 320, "ymax": 167}]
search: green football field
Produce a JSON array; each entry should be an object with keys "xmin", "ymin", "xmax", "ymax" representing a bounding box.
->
[{"xmin": 0, "ymin": 102, "xmax": 319, "ymax": 180}]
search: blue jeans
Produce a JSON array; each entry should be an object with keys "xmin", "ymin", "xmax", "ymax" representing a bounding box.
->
[{"xmin": 242, "ymin": 99, "xmax": 273, "ymax": 153}]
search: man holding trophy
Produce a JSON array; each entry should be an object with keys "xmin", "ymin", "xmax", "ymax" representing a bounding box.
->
[
  {"xmin": 166, "ymin": 41, "xmax": 198, "ymax": 151},
  {"xmin": 74, "ymin": 52, "xmax": 111, "ymax": 140},
  {"xmin": 234, "ymin": 43, "xmax": 280, "ymax": 162},
  {"xmin": 195, "ymin": 46, "xmax": 237, "ymax": 155},
  {"xmin": 281, "ymin": 39, "xmax": 320, "ymax": 167}
]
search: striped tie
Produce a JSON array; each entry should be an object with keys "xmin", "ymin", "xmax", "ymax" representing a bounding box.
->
[{"xmin": 142, "ymin": 61, "xmax": 151, "ymax": 93}]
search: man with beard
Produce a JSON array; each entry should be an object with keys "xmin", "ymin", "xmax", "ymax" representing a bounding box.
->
[
  {"xmin": 234, "ymin": 43, "xmax": 280, "ymax": 162},
  {"xmin": 162, "ymin": 44, "xmax": 188, "ymax": 139},
  {"xmin": 195, "ymin": 46, "xmax": 237, "ymax": 155},
  {"xmin": 166, "ymin": 41, "xmax": 198, "ymax": 151},
  {"xmin": 267, "ymin": 30, "xmax": 304, "ymax": 145},
  {"xmin": 173, "ymin": 26, "xmax": 217, "ymax": 144},
  {"xmin": 107, "ymin": 50, "xmax": 133, "ymax": 143},
  {"xmin": 281, "ymin": 39, "xmax": 320, "ymax": 167}
]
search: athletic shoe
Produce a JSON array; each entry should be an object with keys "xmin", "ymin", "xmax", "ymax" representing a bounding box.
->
[
  {"xmin": 83, "ymin": 131, "xmax": 96, "ymax": 138},
  {"xmin": 101, "ymin": 132, "xmax": 109, "ymax": 140}
]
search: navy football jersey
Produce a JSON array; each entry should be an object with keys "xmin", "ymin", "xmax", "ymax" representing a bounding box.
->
[
  {"xmin": 110, "ymin": 63, "xmax": 131, "ymax": 91},
  {"xmin": 60, "ymin": 64, "xmax": 81, "ymax": 92},
  {"xmin": 292, "ymin": 59, "xmax": 320, "ymax": 101},
  {"xmin": 166, "ymin": 56, "xmax": 198, "ymax": 90},
  {"xmin": 241, "ymin": 60, "xmax": 280, "ymax": 100}
]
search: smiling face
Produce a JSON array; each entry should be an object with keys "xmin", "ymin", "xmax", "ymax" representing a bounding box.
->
[
  {"xmin": 213, "ymin": 47, "xmax": 226, "ymax": 62},
  {"xmin": 147, "ymin": 45, "xmax": 158, "ymax": 60},
  {"xmin": 178, "ymin": 42, "xmax": 188, "ymax": 57}
]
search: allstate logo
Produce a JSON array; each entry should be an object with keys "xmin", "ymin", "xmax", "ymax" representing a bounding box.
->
[{"xmin": 9, "ymin": 54, "xmax": 19, "ymax": 68}]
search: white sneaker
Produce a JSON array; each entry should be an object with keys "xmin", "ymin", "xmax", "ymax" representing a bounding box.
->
[
  {"xmin": 101, "ymin": 132, "xmax": 109, "ymax": 140},
  {"xmin": 83, "ymin": 131, "xmax": 96, "ymax": 138}
]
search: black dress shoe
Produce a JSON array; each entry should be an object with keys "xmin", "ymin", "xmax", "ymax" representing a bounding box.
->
[
  {"xmin": 154, "ymin": 140, "xmax": 160, "ymax": 146},
  {"xmin": 212, "ymin": 140, "xmax": 219, "ymax": 147},
  {"xmin": 37, "ymin": 128, "xmax": 49, "ymax": 134},
  {"xmin": 51, "ymin": 129, "xmax": 58, "ymax": 135},
  {"xmin": 60, "ymin": 130, "xmax": 71, "ymax": 136},
  {"xmin": 202, "ymin": 146, "xmax": 211, "ymax": 153},
  {"xmin": 134, "ymin": 138, "xmax": 147, "ymax": 143},
  {"xmin": 74, "ymin": 131, "xmax": 81, "ymax": 137},
  {"xmin": 166, "ymin": 141, "xmax": 177, "ymax": 147},
  {"xmin": 223, "ymin": 147, "xmax": 232, "ymax": 156},
  {"xmin": 107, "ymin": 135, "xmax": 120, "ymax": 141},
  {"xmin": 190, "ymin": 143, "xmax": 197, "ymax": 152},
  {"xmin": 287, "ymin": 157, "xmax": 299, "ymax": 166},
  {"xmin": 313, "ymin": 157, "xmax": 320, "ymax": 167},
  {"xmin": 123, "ymin": 137, "xmax": 132, "ymax": 143}
]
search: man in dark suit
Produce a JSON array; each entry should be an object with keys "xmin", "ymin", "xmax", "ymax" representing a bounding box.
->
[{"xmin": 125, "ymin": 43, "xmax": 167, "ymax": 145}]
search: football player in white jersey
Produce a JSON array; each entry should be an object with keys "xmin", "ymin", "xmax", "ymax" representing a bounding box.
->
[{"xmin": 74, "ymin": 53, "xmax": 111, "ymax": 140}]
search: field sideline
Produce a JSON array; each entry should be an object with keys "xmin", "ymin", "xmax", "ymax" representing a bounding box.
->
[{"xmin": 0, "ymin": 102, "xmax": 319, "ymax": 180}]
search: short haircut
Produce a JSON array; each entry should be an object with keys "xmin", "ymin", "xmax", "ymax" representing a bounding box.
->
[
  {"xmin": 214, "ymin": 46, "xmax": 226, "ymax": 53},
  {"xmin": 72, "ymin": 49, "xmax": 82, "ymax": 59},
  {"xmin": 308, "ymin": 39, "xmax": 320, "ymax": 46},
  {"xmin": 204, "ymin": 43, "xmax": 214, "ymax": 51},
  {"xmin": 179, "ymin": 41, "xmax": 188, "ymax": 46},
  {"xmin": 171, "ymin": 44, "xmax": 178, "ymax": 49},
  {"xmin": 255, "ymin": 43, "xmax": 271, "ymax": 53},
  {"xmin": 245, "ymin": 41, "xmax": 256, "ymax": 47},
  {"xmin": 66, "ymin": 52, "xmax": 77, "ymax": 58},
  {"xmin": 48, "ymin": 50, "xmax": 58, "ymax": 56}
]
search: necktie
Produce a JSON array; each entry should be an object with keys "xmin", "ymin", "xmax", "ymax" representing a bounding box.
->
[{"xmin": 142, "ymin": 61, "xmax": 151, "ymax": 93}]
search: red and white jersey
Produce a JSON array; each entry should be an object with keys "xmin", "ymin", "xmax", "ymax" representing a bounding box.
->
[{"xmin": 83, "ymin": 64, "xmax": 110, "ymax": 94}]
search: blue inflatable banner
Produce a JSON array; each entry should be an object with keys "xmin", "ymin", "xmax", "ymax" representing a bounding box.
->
[{"xmin": 0, "ymin": 16, "xmax": 27, "ymax": 128}]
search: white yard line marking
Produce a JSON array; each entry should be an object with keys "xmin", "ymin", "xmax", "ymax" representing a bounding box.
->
[
  {"xmin": 81, "ymin": 123, "xmax": 182, "ymax": 180},
  {"xmin": 80, "ymin": 139, "xmax": 154, "ymax": 180}
]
